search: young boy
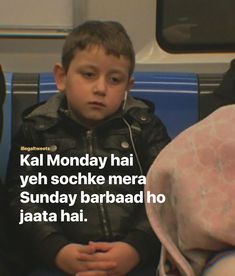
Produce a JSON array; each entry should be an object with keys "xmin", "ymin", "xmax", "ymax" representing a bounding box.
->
[{"xmin": 6, "ymin": 21, "xmax": 170, "ymax": 276}]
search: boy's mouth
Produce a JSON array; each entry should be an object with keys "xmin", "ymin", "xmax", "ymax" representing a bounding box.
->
[{"xmin": 88, "ymin": 101, "xmax": 106, "ymax": 108}]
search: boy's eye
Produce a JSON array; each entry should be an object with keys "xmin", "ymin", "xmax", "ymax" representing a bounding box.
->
[
  {"xmin": 110, "ymin": 76, "xmax": 122, "ymax": 84},
  {"xmin": 81, "ymin": 71, "xmax": 96, "ymax": 79}
]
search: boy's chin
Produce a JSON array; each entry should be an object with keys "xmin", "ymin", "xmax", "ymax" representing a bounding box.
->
[{"xmin": 81, "ymin": 116, "xmax": 105, "ymax": 128}]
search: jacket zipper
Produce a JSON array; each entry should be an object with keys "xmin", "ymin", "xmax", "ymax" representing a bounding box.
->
[
  {"xmin": 86, "ymin": 130, "xmax": 93, "ymax": 153},
  {"xmin": 86, "ymin": 129, "xmax": 111, "ymax": 239}
]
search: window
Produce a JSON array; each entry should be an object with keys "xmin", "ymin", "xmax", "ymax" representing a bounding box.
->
[
  {"xmin": 0, "ymin": 0, "xmax": 85, "ymax": 37},
  {"xmin": 157, "ymin": 0, "xmax": 235, "ymax": 53}
]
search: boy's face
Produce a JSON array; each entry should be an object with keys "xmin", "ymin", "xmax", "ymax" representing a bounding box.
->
[{"xmin": 54, "ymin": 46, "xmax": 134, "ymax": 127}]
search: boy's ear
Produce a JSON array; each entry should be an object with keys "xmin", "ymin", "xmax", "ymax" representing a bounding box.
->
[
  {"xmin": 53, "ymin": 63, "xmax": 66, "ymax": 92},
  {"xmin": 127, "ymin": 77, "xmax": 135, "ymax": 92}
]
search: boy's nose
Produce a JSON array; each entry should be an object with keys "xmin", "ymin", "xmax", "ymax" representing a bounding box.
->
[{"xmin": 93, "ymin": 76, "xmax": 107, "ymax": 96}]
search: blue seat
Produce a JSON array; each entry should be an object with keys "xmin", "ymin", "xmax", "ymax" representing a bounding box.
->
[
  {"xmin": 0, "ymin": 71, "xmax": 199, "ymax": 182},
  {"xmin": 132, "ymin": 72, "xmax": 198, "ymax": 138},
  {"xmin": 39, "ymin": 73, "xmax": 58, "ymax": 102},
  {"xmin": 39, "ymin": 71, "xmax": 199, "ymax": 138}
]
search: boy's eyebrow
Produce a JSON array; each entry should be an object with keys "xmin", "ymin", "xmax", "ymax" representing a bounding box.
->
[
  {"xmin": 108, "ymin": 68, "xmax": 128, "ymax": 75},
  {"xmin": 76, "ymin": 64, "xmax": 97, "ymax": 70},
  {"xmin": 77, "ymin": 64, "xmax": 128, "ymax": 75}
]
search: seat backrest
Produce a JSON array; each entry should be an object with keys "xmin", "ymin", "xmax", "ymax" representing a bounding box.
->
[
  {"xmin": 39, "ymin": 71, "xmax": 199, "ymax": 138},
  {"xmin": 0, "ymin": 70, "xmax": 219, "ymax": 182},
  {"xmin": 132, "ymin": 71, "xmax": 199, "ymax": 138},
  {"xmin": 12, "ymin": 73, "xmax": 39, "ymax": 137}
]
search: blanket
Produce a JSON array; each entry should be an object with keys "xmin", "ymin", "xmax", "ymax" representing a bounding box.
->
[{"xmin": 146, "ymin": 105, "xmax": 235, "ymax": 275}]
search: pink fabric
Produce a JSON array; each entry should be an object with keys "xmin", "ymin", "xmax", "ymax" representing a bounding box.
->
[{"xmin": 145, "ymin": 105, "xmax": 235, "ymax": 275}]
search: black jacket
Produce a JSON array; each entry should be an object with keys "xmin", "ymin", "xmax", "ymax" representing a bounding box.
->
[{"xmin": 6, "ymin": 93, "xmax": 170, "ymax": 268}]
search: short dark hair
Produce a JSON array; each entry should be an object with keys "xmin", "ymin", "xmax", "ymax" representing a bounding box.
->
[{"xmin": 62, "ymin": 20, "xmax": 135, "ymax": 76}]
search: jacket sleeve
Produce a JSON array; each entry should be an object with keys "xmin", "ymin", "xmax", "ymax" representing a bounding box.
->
[
  {"xmin": 6, "ymin": 123, "xmax": 69, "ymax": 266},
  {"xmin": 123, "ymin": 111, "xmax": 171, "ymax": 265}
]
